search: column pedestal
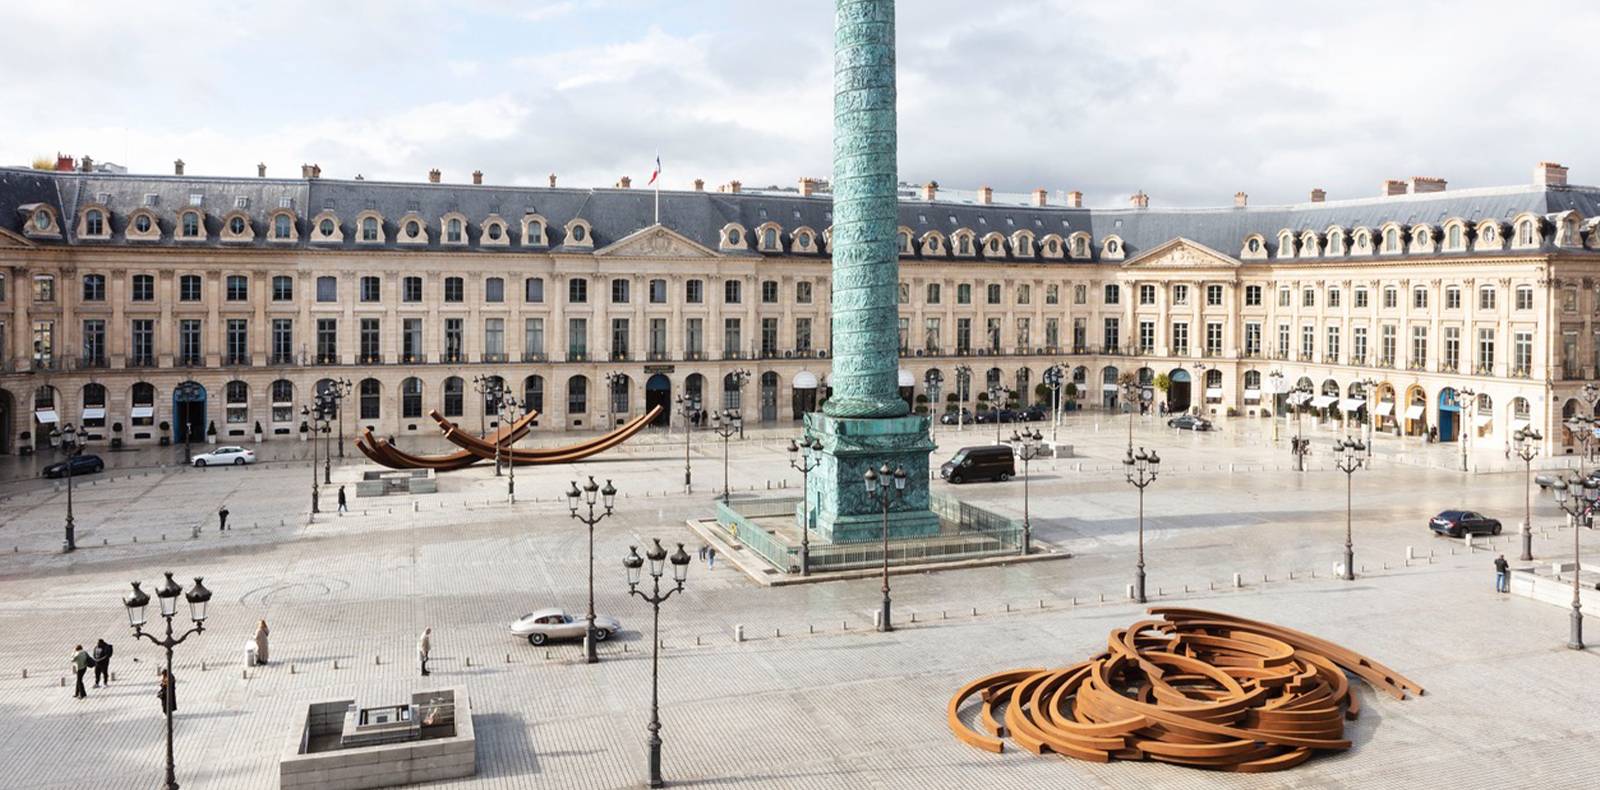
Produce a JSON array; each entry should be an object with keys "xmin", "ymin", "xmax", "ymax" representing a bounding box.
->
[{"xmin": 802, "ymin": 412, "xmax": 939, "ymax": 543}]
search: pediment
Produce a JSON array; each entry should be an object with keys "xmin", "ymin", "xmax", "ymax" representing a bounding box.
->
[
  {"xmin": 595, "ymin": 224, "xmax": 719, "ymax": 259},
  {"xmin": 1122, "ymin": 237, "xmax": 1239, "ymax": 269},
  {"xmin": 0, "ymin": 227, "xmax": 36, "ymax": 248}
]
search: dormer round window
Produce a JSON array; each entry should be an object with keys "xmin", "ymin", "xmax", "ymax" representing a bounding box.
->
[
  {"xmin": 319, "ymin": 219, "xmax": 335, "ymax": 236},
  {"xmin": 988, "ymin": 239, "xmax": 1000, "ymax": 252},
  {"xmin": 33, "ymin": 210, "xmax": 49, "ymax": 230},
  {"xmin": 797, "ymin": 232, "xmax": 810, "ymax": 248},
  {"xmin": 229, "ymin": 216, "xmax": 246, "ymax": 235},
  {"xmin": 487, "ymin": 223, "xmax": 503, "ymax": 240},
  {"xmin": 725, "ymin": 229, "xmax": 739, "ymax": 245},
  {"xmin": 1248, "ymin": 239, "xmax": 1260, "ymax": 252},
  {"xmin": 1107, "ymin": 240, "xmax": 1119, "ymax": 253},
  {"xmin": 1483, "ymin": 226, "xmax": 1495, "ymax": 241},
  {"xmin": 134, "ymin": 215, "xmax": 152, "ymax": 233},
  {"xmin": 573, "ymin": 225, "xmax": 587, "ymax": 242},
  {"xmin": 1048, "ymin": 239, "xmax": 1058, "ymax": 253},
  {"xmin": 406, "ymin": 220, "xmax": 420, "ymax": 238}
]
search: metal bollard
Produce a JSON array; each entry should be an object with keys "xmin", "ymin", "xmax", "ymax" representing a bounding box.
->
[
  {"xmin": 735, "ymin": 625, "xmax": 745, "ymax": 642},
  {"xmin": 1406, "ymin": 545, "xmax": 1417, "ymax": 560},
  {"xmin": 1126, "ymin": 584, "xmax": 1135, "ymax": 600},
  {"xmin": 1232, "ymin": 572, "xmax": 1243, "ymax": 588}
]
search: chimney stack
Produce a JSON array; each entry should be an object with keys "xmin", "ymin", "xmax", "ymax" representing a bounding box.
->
[
  {"xmin": 977, "ymin": 186, "xmax": 993, "ymax": 205},
  {"xmin": 257, "ymin": 163, "xmax": 267, "ymax": 178},
  {"xmin": 1382, "ymin": 179, "xmax": 1408, "ymax": 196},
  {"xmin": 301, "ymin": 164, "xmax": 321, "ymax": 179},
  {"xmin": 174, "ymin": 159, "xmax": 185, "ymax": 176},
  {"xmin": 428, "ymin": 168, "xmax": 441, "ymax": 184},
  {"xmin": 548, "ymin": 173, "xmax": 557, "ymax": 188},
  {"xmin": 719, "ymin": 180, "xmax": 742, "ymax": 194},
  {"xmin": 616, "ymin": 176, "xmax": 631, "ymax": 189},
  {"xmin": 472, "ymin": 170, "xmax": 483, "ymax": 185},
  {"xmin": 1409, "ymin": 176, "xmax": 1446, "ymax": 194},
  {"xmin": 921, "ymin": 181, "xmax": 938, "ymax": 201},
  {"xmin": 1066, "ymin": 191, "xmax": 1083, "ymax": 209},
  {"xmin": 1535, "ymin": 161, "xmax": 1569, "ymax": 187},
  {"xmin": 1234, "ymin": 191, "xmax": 1248, "ymax": 208},
  {"xmin": 693, "ymin": 178, "xmax": 705, "ymax": 191},
  {"xmin": 1310, "ymin": 188, "xmax": 1326, "ymax": 203},
  {"xmin": 79, "ymin": 155, "xmax": 93, "ymax": 172},
  {"xmin": 54, "ymin": 154, "xmax": 74, "ymax": 171},
  {"xmin": 1032, "ymin": 188, "xmax": 1048, "ymax": 207},
  {"xmin": 1130, "ymin": 191, "xmax": 1150, "ymax": 209},
  {"xmin": 799, "ymin": 177, "xmax": 815, "ymax": 197}
]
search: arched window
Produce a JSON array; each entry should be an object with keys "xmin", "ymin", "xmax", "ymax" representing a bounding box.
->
[
  {"xmin": 274, "ymin": 214, "xmax": 292, "ymax": 239},
  {"xmin": 181, "ymin": 212, "xmax": 201, "ymax": 238},
  {"xmin": 447, "ymin": 218, "xmax": 463, "ymax": 243},
  {"xmin": 1244, "ymin": 370, "xmax": 1261, "ymax": 390},
  {"xmin": 359, "ymin": 378, "xmax": 380, "ymax": 420},
  {"xmin": 899, "ymin": 231, "xmax": 912, "ymax": 254},
  {"xmin": 362, "ymin": 217, "xmax": 379, "ymax": 241},
  {"xmin": 271, "ymin": 380, "xmax": 294, "ymax": 423},
  {"xmin": 763, "ymin": 228, "xmax": 778, "ymax": 250},
  {"xmin": 318, "ymin": 218, "xmax": 335, "ymax": 237},
  {"xmin": 226, "ymin": 380, "xmax": 249, "ymax": 425},
  {"xmin": 523, "ymin": 375, "xmax": 544, "ymax": 414},
  {"xmin": 401, "ymin": 377, "xmax": 423, "ymax": 418},
  {"xmin": 229, "ymin": 215, "xmax": 247, "ymax": 235},
  {"xmin": 1327, "ymin": 229, "xmax": 1345, "ymax": 255},
  {"xmin": 1448, "ymin": 223, "xmax": 1462, "ymax": 250},
  {"xmin": 85, "ymin": 209, "xmax": 104, "ymax": 236},
  {"xmin": 443, "ymin": 376, "xmax": 464, "ymax": 417},
  {"xmin": 567, "ymin": 376, "xmax": 589, "ymax": 414},
  {"xmin": 959, "ymin": 234, "xmax": 973, "ymax": 255},
  {"xmin": 1383, "ymin": 227, "xmax": 1399, "ymax": 252},
  {"xmin": 1517, "ymin": 220, "xmax": 1535, "ymax": 246}
]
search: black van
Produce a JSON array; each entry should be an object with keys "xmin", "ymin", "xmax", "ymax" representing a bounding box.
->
[{"xmin": 939, "ymin": 445, "xmax": 1015, "ymax": 484}]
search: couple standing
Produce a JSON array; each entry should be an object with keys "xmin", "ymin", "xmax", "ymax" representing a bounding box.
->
[{"xmin": 68, "ymin": 640, "xmax": 114, "ymax": 698}]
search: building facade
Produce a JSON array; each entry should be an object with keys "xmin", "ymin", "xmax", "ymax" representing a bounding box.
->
[{"xmin": 3, "ymin": 162, "xmax": 1599, "ymax": 456}]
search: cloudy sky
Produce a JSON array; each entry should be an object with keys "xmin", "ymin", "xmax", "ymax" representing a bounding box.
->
[{"xmin": 4, "ymin": 0, "xmax": 1593, "ymax": 206}]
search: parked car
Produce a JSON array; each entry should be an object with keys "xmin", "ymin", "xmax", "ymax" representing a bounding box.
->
[
  {"xmin": 975, "ymin": 409, "xmax": 1019, "ymax": 424},
  {"xmin": 1020, "ymin": 404, "xmax": 1050, "ymax": 422},
  {"xmin": 1167, "ymin": 415, "xmax": 1214, "ymax": 432},
  {"xmin": 1429, "ymin": 510, "xmax": 1503, "ymax": 538},
  {"xmin": 510, "ymin": 608, "xmax": 622, "ymax": 646},
  {"xmin": 940, "ymin": 408, "xmax": 974, "ymax": 425},
  {"xmin": 191, "ymin": 446, "xmax": 256, "ymax": 467},
  {"xmin": 939, "ymin": 445, "xmax": 1015, "ymax": 484},
  {"xmin": 43, "ymin": 454, "xmax": 105, "ymax": 478},
  {"xmin": 1533, "ymin": 471, "xmax": 1600, "ymax": 490}
]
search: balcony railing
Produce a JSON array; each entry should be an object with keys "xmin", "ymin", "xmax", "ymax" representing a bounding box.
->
[
  {"xmin": 646, "ymin": 351, "xmax": 671, "ymax": 362},
  {"xmin": 1298, "ymin": 352, "xmax": 1315, "ymax": 362},
  {"xmin": 567, "ymin": 351, "xmax": 589, "ymax": 362},
  {"xmin": 176, "ymin": 356, "xmax": 206, "ymax": 368},
  {"xmin": 223, "ymin": 354, "xmax": 252, "ymax": 367},
  {"xmin": 1349, "ymin": 354, "xmax": 1366, "ymax": 365},
  {"xmin": 269, "ymin": 353, "xmax": 296, "ymax": 366},
  {"xmin": 1563, "ymin": 365, "xmax": 1584, "ymax": 380},
  {"xmin": 128, "ymin": 355, "xmax": 157, "ymax": 369},
  {"xmin": 1474, "ymin": 364, "xmax": 1495, "ymax": 376},
  {"xmin": 441, "ymin": 352, "xmax": 465, "ymax": 364},
  {"xmin": 521, "ymin": 351, "xmax": 547, "ymax": 363},
  {"xmin": 722, "ymin": 350, "xmax": 744, "ymax": 360},
  {"xmin": 1439, "ymin": 363, "xmax": 1459, "ymax": 374},
  {"xmin": 1406, "ymin": 360, "xmax": 1427, "ymax": 371},
  {"xmin": 31, "ymin": 357, "xmax": 59, "ymax": 371},
  {"xmin": 358, "ymin": 353, "xmax": 384, "ymax": 364},
  {"xmin": 315, "ymin": 353, "xmax": 339, "ymax": 365},
  {"xmin": 607, "ymin": 351, "xmax": 630, "ymax": 362},
  {"xmin": 684, "ymin": 350, "xmax": 704, "ymax": 361},
  {"xmin": 1203, "ymin": 348, "xmax": 1223, "ymax": 359},
  {"xmin": 400, "ymin": 352, "xmax": 429, "ymax": 364},
  {"xmin": 76, "ymin": 356, "xmax": 109, "ymax": 370},
  {"xmin": 481, "ymin": 352, "xmax": 507, "ymax": 363},
  {"xmin": 1510, "ymin": 366, "xmax": 1532, "ymax": 379}
]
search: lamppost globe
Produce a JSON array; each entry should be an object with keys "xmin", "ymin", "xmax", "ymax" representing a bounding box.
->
[
  {"xmin": 646, "ymin": 537, "xmax": 668, "ymax": 577},
  {"xmin": 601, "ymin": 479, "xmax": 617, "ymax": 510},
  {"xmin": 123, "ymin": 581, "xmax": 151, "ymax": 629},
  {"xmin": 623, "ymin": 545, "xmax": 644, "ymax": 588},
  {"xmin": 670, "ymin": 542, "xmax": 691, "ymax": 583}
]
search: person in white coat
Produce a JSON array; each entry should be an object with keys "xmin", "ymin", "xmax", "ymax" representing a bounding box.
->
[{"xmin": 418, "ymin": 628, "xmax": 432, "ymax": 676}]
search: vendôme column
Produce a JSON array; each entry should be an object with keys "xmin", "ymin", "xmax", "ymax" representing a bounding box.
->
[{"xmin": 804, "ymin": 0, "xmax": 939, "ymax": 544}]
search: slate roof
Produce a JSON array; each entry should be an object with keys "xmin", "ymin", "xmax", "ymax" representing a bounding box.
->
[{"xmin": 4, "ymin": 166, "xmax": 1598, "ymax": 263}]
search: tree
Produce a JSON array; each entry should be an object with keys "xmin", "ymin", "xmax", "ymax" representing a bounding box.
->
[
  {"xmin": 1034, "ymin": 382, "xmax": 1051, "ymax": 401},
  {"xmin": 1154, "ymin": 373, "xmax": 1172, "ymax": 394},
  {"xmin": 30, "ymin": 156, "xmax": 55, "ymax": 170}
]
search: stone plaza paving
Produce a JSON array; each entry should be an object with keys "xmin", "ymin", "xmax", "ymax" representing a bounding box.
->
[{"xmin": 2, "ymin": 412, "xmax": 1598, "ymax": 789}]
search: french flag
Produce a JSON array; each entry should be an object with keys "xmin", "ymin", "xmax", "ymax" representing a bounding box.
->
[{"xmin": 647, "ymin": 155, "xmax": 661, "ymax": 186}]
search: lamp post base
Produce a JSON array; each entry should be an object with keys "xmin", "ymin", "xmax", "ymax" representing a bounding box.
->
[
  {"xmin": 1571, "ymin": 608, "xmax": 1586, "ymax": 651},
  {"xmin": 879, "ymin": 597, "xmax": 893, "ymax": 632},
  {"xmin": 1520, "ymin": 524, "xmax": 1533, "ymax": 562},
  {"xmin": 1343, "ymin": 546, "xmax": 1355, "ymax": 581},
  {"xmin": 583, "ymin": 628, "xmax": 598, "ymax": 664},
  {"xmin": 647, "ymin": 725, "xmax": 664, "ymax": 789},
  {"xmin": 1134, "ymin": 565, "xmax": 1147, "ymax": 605}
]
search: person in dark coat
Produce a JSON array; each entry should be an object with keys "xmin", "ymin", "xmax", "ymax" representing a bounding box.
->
[
  {"xmin": 1495, "ymin": 554, "xmax": 1511, "ymax": 593},
  {"xmin": 337, "ymin": 485, "xmax": 348, "ymax": 513},
  {"xmin": 218, "ymin": 505, "xmax": 230, "ymax": 531},
  {"xmin": 92, "ymin": 639, "xmax": 113, "ymax": 688},
  {"xmin": 157, "ymin": 669, "xmax": 177, "ymax": 715},
  {"xmin": 70, "ymin": 645, "xmax": 90, "ymax": 699}
]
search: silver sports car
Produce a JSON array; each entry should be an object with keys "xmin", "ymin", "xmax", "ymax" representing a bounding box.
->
[{"xmin": 509, "ymin": 608, "xmax": 622, "ymax": 646}]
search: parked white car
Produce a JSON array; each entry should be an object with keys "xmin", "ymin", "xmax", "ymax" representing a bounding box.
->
[
  {"xmin": 192, "ymin": 446, "xmax": 256, "ymax": 467},
  {"xmin": 509, "ymin": 608, "xmax": 621, "ymax": 646}
]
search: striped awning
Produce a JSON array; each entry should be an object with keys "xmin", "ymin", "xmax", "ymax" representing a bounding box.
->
[
  {"xmin": 34, "ymin": 409, "xmax": 59, "ymax": 424},
  {"xmin": 81, "ymin": 407, "xmax": 107, "ymax": 420}
]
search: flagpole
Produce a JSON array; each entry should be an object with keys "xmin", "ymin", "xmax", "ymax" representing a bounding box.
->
[{"xmin": 654, "ymin": 152, "xmax": 661, "ymax": 225}]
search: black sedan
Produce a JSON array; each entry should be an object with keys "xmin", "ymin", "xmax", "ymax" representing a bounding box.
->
[
  {"xmin": 44, "ymin": 454, "xmax": 105, "ymax": 479},
  {"xmin": 975, "ymin": 409, "xmax": 1018, "ymax": 424},
  {"xmin": 1020, "ymin": 404, "xmax": 1050, "ymax": 422},
  {"xmin": 939, "ymin": 408, "xmax": 974, "ymax": 425},
  {"xmin": 1429, "ymin": 510, "xmax": 1502, "ymax": 538},
  {"xmin": 1167, "ymin": 415, "xmax": 1214, "ymax": 431}
]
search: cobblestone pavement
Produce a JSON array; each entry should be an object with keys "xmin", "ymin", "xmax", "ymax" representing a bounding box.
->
[{"xmin": 1, "ymin": 413, "xmax": 1596, "ymax": 789}]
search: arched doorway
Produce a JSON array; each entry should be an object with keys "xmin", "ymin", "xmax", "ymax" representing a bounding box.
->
[
  {"xmin": 1373, "ymin": 383, "xmax": 1396, "ymax": 433},
  {"xmin": 1014, "ymin": 368, "xmax": 1031, "ymax": 408},
  {"xmin": 1167, "ymin": 369, "xmax": 1192, "ymax": 413},
  {"xmin": 1320, "ymin": 379, "xmax": 1341, "ymax": 422},
  {"xmin": 173, "ymin": 381, "xmax": 206, "ymax": 444},
  {"xmin": 1438, "ymin": 387, "xmax": 1460, "ymax": 442},
  {"xmin": 759, "ymin": 372, "xmax": 779, "ymax": 422},
  {"xmin": 1473, "ymin": 393, "xmax": 1493, "ymax": 439},
  {"xmin": 1101, "ymin": 366, "xmax": 1120, "ymax": 409},
  {"xmin": 1404, "ymin": 386, "xmax": 1428, "ymax": 437},
  {"xmin": 792, "ymin": 371, "xmax": 818, "ymax": 419},
  {"xmin": 646, "ymin": 374, "xmax": 671, "ymax": 426}
]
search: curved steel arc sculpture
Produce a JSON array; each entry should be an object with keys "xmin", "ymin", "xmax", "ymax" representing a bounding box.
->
[
  {"xmin": 356, "ymin": 405, "xmax": 664, "ymax": 470},
  {"xmin": 948, "ymin": 608, "xmax": 1424, "ymax": 773},
  {"xmin": 356, "ymin": 408, "xmax": 541, "ymax": 471}
]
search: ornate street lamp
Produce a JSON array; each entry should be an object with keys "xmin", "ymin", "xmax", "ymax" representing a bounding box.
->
[
  {"xmin": 987, "ymin": 384, "xmax": 1008, "ymax": 444},
  {"xmin": 299, "ymin": 403, "xmax": 324, "ymax": 515},
  {"xmin": 316, "ymin": 393, "xmax": 333, "ymax": 485},
  {"xmin": 787, "ymin": 436, "xmax": 822, "ymax": 575},
  {"xmin": 863, "ymin": 463, "xmax": 907, "ymax": 632},
  {"xmin": 727, "ymin": 368, "xmax": 752, "ymax": 438},
  {"xmin": 623, "ymin": 539, "xmax": 690, "ymax": 789},
  {"xmin": 59, "ymin": 422, "xmax": 83, "ymax": 552},
  {"xmin": 174, "ymin": 381, "xmax": 203, "ymax": 464},
  {"xmin": 1547, "ymin": 475, "xmax": 1592, "ymax": 650},
  {"xmin": 1359, "ymin": 377, "xmax": 1380, "ymax": 458},
  {"xmin": 1333, "ymin": 436, "xmax": 1366, "ymax": 580},
  {"xmin": 953, "ymin": 365, "xmax": 972, "ymax": 433},
  {"xmin": 122, "ymin": 572, "xmax": 212, "ymax": 790},
  {"xmin": 1575, "ymin": 383, "xmax": 1600, "ymax": 475},
  {"xmin": 925, "ymin": 370, "xmax": 943, "ymax": 440},
  {"xmin": 603, "ymin": 370, "xmax": 628, "ymax": 429},
  {"xmin": 710, "ymin": 409, "xmax": 741, "ymax": 502},
  {"xmin": 567, "ymin": 475, "xmax": 616, "ymax": 664},
  {"xmin": 471, "ymin": 375, "xmax": 505, "ymax": 476},
  {"xmin": 1011, "ymin": 428, "xmax": 1043, "ymax": 555},
  {"xmin": 1456, "ymin": 387, "xmax": 1477, "ymax": 472},
  {"xmin": 1122, "ymin": 447, "xmax": 1160, "ymax": 603},
  {"xmin": 1268, "ymin": 370, "xmax": 1284, "ymax": 444},
  {"xmin": 496, "ymin": 393, "xmax": 526, "ymax": 502},
  {"xmin": 1514, "ymin": 428, "xmax": 1543, "ymax": 561},
  {"xmin": 1043, "ymin": 365, "xmax": 1064, "ymax": 443},
  {"xmin": 1291, "ymin": 380, "xmax": 1313, "ymax": 472},
  {"xmin": 325, "ymin": 378, "xmax": 352, "ymax": 459},
  {"xmin": 674, "ymin": 393, "xmax": 698, "ymax": 489}
]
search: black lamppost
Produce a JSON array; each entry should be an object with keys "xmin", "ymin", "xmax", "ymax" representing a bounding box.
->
[
  {"xmin": 174, "ymin": 381, "xmax": 202, "ymax": 464},
  {"xmin": 787, "ymin": 436, "xmax": 822, "ymax": 575},
  {"xmin": 496, "ymin": 393, "xmax": 526, "ymax": 503},
  {"xmin": 674, "ymin": 393, "xmax": 698, "ymax": 490},
  {"xmin": 710, "ymin": 409, "xmax": 741, "ymax": 502},
  {"xmin": 864, "ymin": 463, "xmax": 907, "ymax": 632},
  {"xmin": 988, "ymin": 384, "xmax": 1007, "ymax": 444},
  {"xmin": 1268, "ymin": 370, "xmax": 1284, "ymax": 444},
  {"xmin": 1122, "ymin": 446, "xmax": 1160, "ymax": 604},
  {"xmin": 318, "ymin": 394, "xmax": 333, "ymax": 485},
  {"xmin": 122, "ymin": 572, "xmax": 212, "ymax": 790},
  {"xmin": 326, "ymin": 378, "xmax": 352, "ymax": 459},
  {"xmin": 623, "ymin": 539, "xmax": 691, "ymax": 789},
  {"xmin": 1011, "ymin": 428, "xmax": 1042, "ymax": 555},
  {"xmin": 604, "ymin": 371, "xmax": 627, "ymax": 428},
  {"xmin": 727, "ymin": 368, "xmax": 751, "ymax": 438},
  {"xmin": 954, "ymin": 365, "xmax": 972, "ymax": 432},
  {"xmin": 1291, "ymin": 381, "xmax": 1312, "ymax": 472},
  {"xmin": 567, "ymin": 475, "xmax": 616, "ymax": 664},
  {"xmin": 300, "ymin": 403, "xmax": 324, "ymax": 514},
  {"xmin": 1359, "ymin": 377, "xmax": 1379, "ymax": 458},
  {"xmin": 1576, "ymin": 383, "xmax": 1600, "ymax": 475},
  {"xmin": 1119, "ymin": 376, "xmax": 1146, "ymax": 453},
  {"xmin": 1547, "ymin": 474, "xmax": 1591, "ymax": 650},
  {"xmin": 472, "ymin": 375, "xmax": 505, "ymax": 476},
  {"xmin": 1333, "ymin": 436, "xmax": 1366, "ymax": 581},
  {"xmin": 1515, "ymin": 427, "xmax": 1543, "ymax": 561},
  {"xmin": 1043, "ymin": 365, "xmax": 1064, "ymax": 443},
  {"xmin": 55, "ymin": 422, "xmax": 83, "ymax": 552},
  {"xmin": 925, "ymin": 370, "xmax": 943, "ymax": 440},
  {"xmin": 1456, "ymin": 387, "xmax": 1477, "ymax": 472}
]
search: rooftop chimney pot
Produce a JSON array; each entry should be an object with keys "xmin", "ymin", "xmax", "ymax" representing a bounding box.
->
[
  {"xmin": 1535, "ymin": 161, "xmax": 1569, "ymax": 187},
  {"xmin": 1234, "ymin": 191, "xmax": 1248, "ymax": 208},
  {"xmin": 79, "ymin": 155, "xmax": 93, "ymax": 173},
  {"xmin": 472, "ymin": 170, "xmax": 483, "ymax": 185},
  {"xmin": 799, "ymin": 177, "xmax": 815, "ymax": 197},
  {"xmin": 977, "ymin": 186, "xmax": 993, "ymax": 205},
  {"xmin": 1066, "ymin": 191, "xmax": 1083, "ymax": 209},
  {"xmin": 54, "ymin": 154, "xmax": 75, "ymax": 172},
  {"xmin": 1382, "ymin": 179, "xmax": 1408, "ymax": 196},
  {"xmin": 922, "ymin": 181, "xmax": 938, "ymax": 201},
  {"xmin": 1310, "ymin": 188, "xmax": 1326, "ymax": 203},
  {"xmin": 1130, "ymin": 191, "xmax": 1150, "ymax": 209},
  {"xmin": 257, "ymin": 163, "xmax": 267, "ymax": 178},
  {"xmin": 548, "ymin": 173, "xmax": 557, "ymax": 188},
  {"xmin": 174, "ymin": 159, "xmax": 185, "ymax": 176},
  {"xmin": 428, "ymin": 168, "xmax": 441, "ymax": 184},
  {"xmin": 1409, "ymin": 176, "xmax": 1446, "ymax": 194},
  {"xmin": 1032, "ymin": 188, "xmax": 1048, "ymax": 207},
  {"xmin": 617, "ymin": 176, "xmax": 632, "ymax": 189},
  {"xmin": 693, "ymin": 178, "xmax": 705, "ymax": 191}
]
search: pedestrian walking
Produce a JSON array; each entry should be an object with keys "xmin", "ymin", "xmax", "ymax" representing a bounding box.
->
[
  {"xmin": 418, "ymin": 627, "xmax": 432, "ymax": 677},
  {"xmin": 253, "ymin": 620, "xmax": 270, "ymax": 665},
  {"xmin": 698, "ymin": 544, "xmax": 707, "ymax": 562},
  {"xmin": 218, "ymin": 505, "xmax": 230, "ymax": 531},
  {"xmin": 1495, "ymin": 554, "xmax": 1510, "ymax": 593},
  {"xmin": 91, "ymin": 639, "xmax": 113, "ymax": 688},
  {"xmin": 157, "ymin": 669, "xmax": 177, "ymax": 715},
  {"xmin": 70, "ymin": 645, "xmax": 90, "ymax": 699},
  {"xmin": 707, "ymin": 546, "xmax": 717, "ymax": 569},
  {"xmin": 337, "ymin": 485, "xmax": 348, "ymax": 513}
]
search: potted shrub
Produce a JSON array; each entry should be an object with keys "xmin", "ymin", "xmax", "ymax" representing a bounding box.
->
[
  {"xmin": 206, "ymin": 420, "xmax": 218, "ymax": 445},
  {"xmin": 18, "ymin": 430, "xmax": 32, "ymax": 455},
  {"xmin": 158, "ymin": 422, "xmax": 171, "ymax": 447},
  {"xmin": 299, "ymin": 420, "xmax": 309, "ymax": 441},
  {"xmin": 253, "ymin": 420, "xmax": 264, "ymax": 444},
  {"xmin": 111, "ymin": 422, "xmax": 124, "ymax": 450}
]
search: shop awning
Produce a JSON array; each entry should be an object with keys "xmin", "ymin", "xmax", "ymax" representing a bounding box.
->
[
  {"xmin": 1375, "ymin": 402, "xmax": 1395, "ymax": 416},
  {"xmin": 1103, "ymin": 383, "xmax": 1119, "ymax": 392},
  {"xmin": 1405, "ymin": 404, "xmax": 1426, "ymax": 420},
  {"xmin": 1243, "ymin": 388, "xmax": 1262, "ymax": 402},
  {"xmin": 131, "ymin": 405, "xmax": 155, "ymax": 419},
  {"xmin": 34, "ymin": 409, "xmax": 59, "ymax": 424},
  {"xmin": 898, "ymin": 369, "xmax": 915, "ymax": 387},
  {"xmin": 1340, "ymin": 398, "xmax": 1367, "ymax": 412},
  {"xmin": 1288, "ymin": 391, "xmax": 1311, "ymax": 406},
  {"xmin": 1473, "ymin": 413, "xmax": 1493, "ymax": 428},
  {"xmin": 81, "ymin": 407, "xmax": 107, "ymax": 420},
  {"xmin": 1310, "ymin": 395, "xmax": 1338, "ymax": 409},
  {"xmin": 1205, "ymin": 387, "xmax": 1223, "ymax": 397}
]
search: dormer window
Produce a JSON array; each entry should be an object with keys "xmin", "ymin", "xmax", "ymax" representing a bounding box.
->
[
  {"xmin": 319, "ymin": 218, "xmax": 335, "ymax": 236},
  {"xmin": 565, "ymin": 219, "xmax": 594, "ymax": 247},
  {"xmin": 125, "ymin": 209, "xmax": 160, "ymax": 241},
  {"xmin": 898, "ymin": 230, "xmax": 912, "ymax": 254},
  {"xmin": 958, "ymin": 232, "xmax": 973, "ymax": 256},
  {"xmin": 274, "ymin": 215, "xmax": 291, "ymax": 239},
  {"xmin": 986, "ymin": 236, "xmax": 1002, "ymax": 254},
  {"xmin": 221, "ymin": 211, "xmax": 253, "ymax": 243},
  {"xmin": 522, "ymin": 214, "xmax": 548, "ymax": 247},
  {"xmin": 1299, "ymin": 231, "xmax": 1319, "ymax": 258},
  {"xmin": 1517, "ymin": 219, "xmax": 1535, "ymax": 247},
  {"xmin": 1326, "ymin": 228, "xmax": 1346, "ymax": 255},
  {"xmin": 1447, "ymin": 222, "xmax": 1463, "ymax": 251},
  {"xmin": 362, "ymin": 217, "xmax": 379, "ymax": 242},
  {"xmin": 85, "ymin": 210, "xmax": 104, "ymax": 237},
  {"xmin": 1352, "ymin": 229, "xmax": 1372, "ymax": 254},
  {"xmin": 230, "ymin": 216, "xmax": 247, "ymax": 235},
  {"xmin": 488, "ymin": 223, "xmax": 503, "ymax": 241},
  {"xmin": 1277, "ymin": 231, "xmax": 1295, "ymax": 258},
  {"xmin": 1382, "ymin": 227, "xmax": 1400, "ymax": 253},
  {"xmin": 446, "ymin": 218, "xmax": 463, "ymax": 243},
  {"xmin": 795, "ymin": 231, "xmax": 812, "ymax": 250},
  {"xmin": 405, "ymin": 220, "xmax": 422, "ymax": 239},
  {"xmin": 180, "ymin": 212, "xmax": 202, "ymax": 238},
  {"xmin": 574, "ymin": 225, "xmax": 588, "ymax": 242},
  {"xmin": 763, "ymin": 228, "xmax": 778, "ymax": 250},
  {"xmin": 33, "ymin": 210, "xmax": 50, "ymax": 230},
  {"xmin": 725, "ymin": 228, "xmax": 739, "ymax": 245}
]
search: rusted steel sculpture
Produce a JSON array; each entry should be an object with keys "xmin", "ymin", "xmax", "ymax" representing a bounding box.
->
[
  {"xmin": 356, "ymin": 406, "xmax": 665, "ymax": 470},
  {"xmin": 948, "ymin": 607, "xmax": 1424, "ymax": 773},
  {"xmin": 355, "ymin": 409, "xmax": 541, "ymax": 471}
]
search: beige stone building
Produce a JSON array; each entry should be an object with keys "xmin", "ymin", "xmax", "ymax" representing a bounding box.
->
[{"xmin": 3, "ymin": 161, "xmax": 1598, "ymax": 457}]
